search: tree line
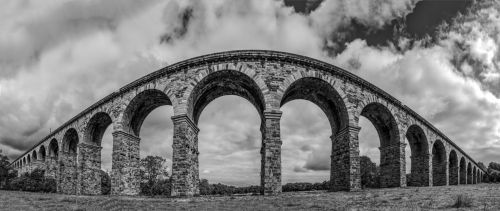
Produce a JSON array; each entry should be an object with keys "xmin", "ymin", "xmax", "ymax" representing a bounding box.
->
[{"xmin": 5, "ymin": 149, "xmax": 499, "ymax": 196}]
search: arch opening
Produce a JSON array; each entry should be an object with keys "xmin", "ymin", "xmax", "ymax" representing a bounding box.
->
[
  {"xmin": 280, "ymin": 77, "xmax": 349, "ymax": 190},
  {"xmin": 473, "ymin": 166, "xmax": 477, "ymax": 184},
  {"xmin": 432, "ymin": 140, "xmax": 446, "ymax": 186},
  {"xmin": 448, "ymin": 150, "xmax": 458, "ymax": 185},
  {"xmin": 467, "ymin": 162, "xmax": 472, "ymax": 184},
  {"xmin": 32, "ymin": 150, "xmax": 37, "ymax": 161},
  {"xmin": 114, "ymin": 88, "xmax": 176, "ymax": 196},
  {"xmin": 61, "ymin": 128, "xmax": 79, "ymax": 194},
  {"xmin": 187, "ymin": 70, "xmax": 265, "ymax": 191},
  {"xmin": 280, "ymin": 100, "xmax": 331, "ymax": 185},
  {"xmin": 459, "ymin": 157, "xmax": 466, "ymax": 184},
  {"xmin": 122, "ymin": 89, "xmax": 172, "ymax": 137},
  {"xmin": 198, "ymin": 96, "xmax": 261, "ymax": 187},
  {"xmin": 39, "ymin": 146, "xmax": 46, "ymax": 162},
  {"xmin": 360, "ymin": 102, "xmax": 401, "ymax": 188},
  {"xmin": 405, "ymin": 125, "xmax": 429, "ymax": 187}
]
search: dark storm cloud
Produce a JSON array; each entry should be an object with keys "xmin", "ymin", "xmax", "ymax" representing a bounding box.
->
[{"xmin": 310, "ymin": 0, "xmax": 474, "ymax": 55}]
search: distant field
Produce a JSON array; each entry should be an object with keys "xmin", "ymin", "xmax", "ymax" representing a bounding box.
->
[{"xmin": 1, "ymin": 184, "xmax": 500, "ymax": 210}]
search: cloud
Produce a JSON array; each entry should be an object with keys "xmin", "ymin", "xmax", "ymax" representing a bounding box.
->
[{"xmin": 1, "ymin": 0, "xmax": 499, "ymax": 187}]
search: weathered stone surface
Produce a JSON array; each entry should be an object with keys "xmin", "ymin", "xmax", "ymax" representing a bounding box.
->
[
  {"xmin": 379, "ymin": 142, "xmax": 406, "ymax": 188},
  {"xmin": 59, "ymin": 152, "xmax": 78, "ymax": 194},
  {"xmin": 171, "ymin": 114, "xmax": 200, "ymax": 197},
  {"xmin": 9, "ymin": 50, "xmax": 487, "ymax": 196},
  {"xmin": 260, "ymin": 111, "xmax": 282, "ymax": 195},
  {"xmin": 78, "ymin": 143, "xmax": 102, "ymax": 195},
  {"xmin": 111, "ymin": 130, "xmax": 140, "ymax": 195},
  {"xmin": 331, "ymin": 125, "xmax": 361, "ymax": 191}
]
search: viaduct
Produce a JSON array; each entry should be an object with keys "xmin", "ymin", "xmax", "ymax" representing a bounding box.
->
[{"xmin": 9, "ymin": 50, "xmax": 487, "ymax": 196}]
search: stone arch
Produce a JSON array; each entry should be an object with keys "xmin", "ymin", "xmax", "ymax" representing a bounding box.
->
[
  {"xmin": 39, "ymin": 145, "xmax": 46, "ymax": 162},
  {"xmin": 406, "ymin": 124, "xmax": 430, "ymax": 186},
  {"xmin": 47, "ymin": 139, "xmax": 59, "ymax": 181},
  {"xmin": 22, "ymin": 157, "xmax": 25, "ymax": 166},
  {"xmin": 62, "ymin": 128, "xmax": 79, "ymax": 155},
  {"xmin": 467, "ymin": 162, "xmax": 472, "ymax": 184},
  {"xmin": 187, "ymin": 69, "xmax": 266, "ymax": 124},
  {"xmin": 27, "ymin": 155, "xmax": 31, "ymax": 164},
  {"xmin": 459, "ymin": 157, "xmax": 466, "ymax": 184},
  {"xmin": 122, "ymin": 89, "xmax": 172, "ymax": 137},
  {"xmin": 473, "ymin": 166, "xmax": 477, "ymax": 184},
  {"xmin": 32, "ymin": 150, "xmax": 38, "ymax": 161},
  {"xmin": 80, "ymin": 111, "xmax": 113, "ymax": 195},
  {"xmin": 177, "ymin": 69, "xmax": 266, "ymax": 195},
  {"xmin": 432, "ymin": 139, "xmax": 446, "ymax": 186},
  {"xmin": 280, "ymin": 77, "xmax": 349, "ymax": 134},
  {"xmin": 49, "ymin": 139, "xmax": 59, "ymax": 159},
  {"xmin": 112, "ymin": 88, "xmax": 173, "ymax": 195},
  {"xmin": 84, "ymin": 112, "xmax": 113, "ymax": 146},
  {"xmin": 360, "ymin": 102, "xmax": 403, "ymax": 188},
  {"xmin": 448, "ymin": 150, "xmax": 459, "ymax": 185},
  {"xmin": 280, "ymin": 76, "xmax": 351, "ymax": 191},
  {"xmin": 61, "ymin": 128, "xmax": 79, "ymax": 194}
]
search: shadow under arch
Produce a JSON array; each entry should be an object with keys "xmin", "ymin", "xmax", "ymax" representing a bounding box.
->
[
  {"xmin": 187, "ymin": 70, "xmax": 266, "ymax": 125},
  {"xmin": 467, "ymin": 162, "xmax": 472, "ymax": 184},
  {"xmin": 459, "ymin": 157, "xmax": 466, "ymax": 184},
  {"xmin": 432, "ymin": 139, "xmax": 446, "ymax": 186},
  {"xmin": 39, "ymin": 145, "xmax": 46, "ymax": 162},
  {"xmin": 360, "ymin": 102, "xmax": 402, "ymax": 188},
  {"xmin": 122, "ymin": 89, "xmax": 172, "ymax": 137},
  {"xmin": 449, "ymin": 150, "xmax": 459, "ymax": 185},
  {"xmin": 280, "ymin": 77, "xmax": 350, "ymax": 191},
  {"xmin": 406, "ymin": 124, "xmax": 429, "ymax": 187}
]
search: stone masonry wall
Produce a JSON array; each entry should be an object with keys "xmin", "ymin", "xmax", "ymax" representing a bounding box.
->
[
  {"xmin": 260, "ymin": 111, "xmax": 282, "ymax": 195},
  {"xmin": 379, "ymin": 143, "xmax": 406, "ymax": 188},
  {"xmin": 408, "ymin": 154, "xmax": 430, "ymax": 186},
  {"xmin": 111, "ymin": 131, "xmax": 140, "ymax": 195},
  {"xmin": 331, "ymin": 125, "xmax": 361, "ymax": 191},
  {"xmin": 78, "ymin": 143, "xmax": 102, "ymax": 195},
  {"xmin": 171, "ymin": 115, "xmax": 200, "ymax": 197},
  {"xmin": 59, "ymin": 152, "xmax": 78, "ymax": 194}
]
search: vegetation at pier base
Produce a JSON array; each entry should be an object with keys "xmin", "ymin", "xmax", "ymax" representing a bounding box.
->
[
  {"xmin": 100, "ymin": 170, "xmax": 111, "ymax": 195},
  {"xmin": 6, "ymin": 169, "xmax": 56, "ymax": 193},
  {"xmin": 139, "ymin": 156, "xmax": 171, "ymax": 196}
]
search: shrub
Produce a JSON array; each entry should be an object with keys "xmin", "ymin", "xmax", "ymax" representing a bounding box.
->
[
  {"xmin": 7, "ymin": 168, "xmax": 56, "ymax": 193},
  {"xmin": 452, "ymin": 194, "xmax": 473, "ymax": 208},
  {"xmin": 100, "ymin": 170, "xmax": 111, "ymax": 195}
]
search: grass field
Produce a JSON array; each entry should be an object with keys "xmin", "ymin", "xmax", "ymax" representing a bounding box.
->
[{"xmin": 1, "ymin": 184, "xmax": 500, "ymax": 210}]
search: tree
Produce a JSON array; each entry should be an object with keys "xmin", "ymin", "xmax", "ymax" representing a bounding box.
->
[
  {"xmin": 199, "ymin": 179, "xmax": 212, "ymax": 195},
  {"xmin": 360, "ymin": 156, "xmax": 379, "ymax": 188},
  {"xmin": 478, "ymin": 162, "xmax": 487, "ymax": 171},
  {"xmin": 100, "ymin": 170, "xmax": 111, "ymax": 195},
  {"xmin": 139, "ymin": 155, "xmax": 170, "ymax": 196},
  {"xmin": 0, "ymin": 149, "xmax": 14, "ymax": 189}
]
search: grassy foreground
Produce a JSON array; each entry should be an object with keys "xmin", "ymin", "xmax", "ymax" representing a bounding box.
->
[{"xmin": 1, "ymin": 184, "xmax": 500, "ymax": 210}]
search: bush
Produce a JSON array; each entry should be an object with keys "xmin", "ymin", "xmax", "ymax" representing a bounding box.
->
[
  {"xmin": 452, "ymin": 194, "xmax": 473, "ymax": 208},
  {"xmin": 6, "ymin": 168, "xmax": 56, "ymax": 193},
  {"xmin": 151, "ymin": 179, "xmax": 171, "ymax": 196},
  {"xmin": 100, "ymin": 170, "xmax": 111, "ymax": 195}
]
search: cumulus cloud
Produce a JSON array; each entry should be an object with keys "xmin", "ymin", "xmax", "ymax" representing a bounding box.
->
[{"xmin": 1, "ymin": 0, "xmax": 499, "ymax": 186}]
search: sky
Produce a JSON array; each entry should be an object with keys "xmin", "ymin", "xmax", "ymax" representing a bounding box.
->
[{"xmin": 1, "ymin": 0, "xmax": 500, "ymax": 186}]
